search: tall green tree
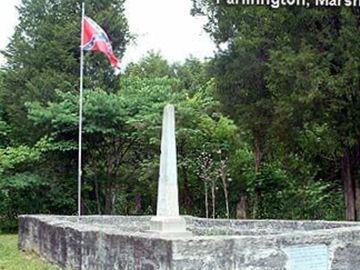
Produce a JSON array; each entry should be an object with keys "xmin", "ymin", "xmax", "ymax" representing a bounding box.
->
[
  {"xmin": 124, "ymin": 51, "xmax": 175, "ymax": 79},
  {"xmin": 2, "ymin": 0, "xmax": 130, "ymax": 142},
  {"xmin": 192, "ymin": 2, "xmax": 358, "ymax": 220},
  {"xmin": 0, "ymin": 0, "xmax": 130, "ymax": 230},
  {"xmin": 265, "ymin": 8, "xmax": 360, "ymax": 221}
]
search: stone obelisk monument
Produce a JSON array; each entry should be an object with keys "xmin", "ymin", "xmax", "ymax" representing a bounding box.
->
[{"xmin": 149, "ymin": 104, "xmax": 192, "ymax": 236}]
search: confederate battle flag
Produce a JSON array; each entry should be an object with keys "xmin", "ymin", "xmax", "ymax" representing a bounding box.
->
[{"xmin": 81, "ymin": 16, "xmax": 121, "ymax": 75}]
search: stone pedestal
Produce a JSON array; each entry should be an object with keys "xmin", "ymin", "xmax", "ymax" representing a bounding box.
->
[
  {"xmin": 19, "ymin": 215, "xmax": 360, "ymax": 270},
  {"xmin": 150, "ymin": 216, "xmax": 192, "ymax": 237}
]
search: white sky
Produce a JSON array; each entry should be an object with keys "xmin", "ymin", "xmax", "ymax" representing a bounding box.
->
[
  {"xmin": 0, "ymin": 0, "xmax": 21, "ymax": 65},
  {"xmin": 0, "ymin": 0, "xmax": 215, "ymax": 67}
]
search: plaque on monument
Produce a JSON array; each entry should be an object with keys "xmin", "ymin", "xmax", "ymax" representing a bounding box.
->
[{"xmin": 284, "ymin": 244, "xmax": 329, "ymax": 270}]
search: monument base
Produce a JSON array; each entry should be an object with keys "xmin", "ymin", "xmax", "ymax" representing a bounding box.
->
[
  {"xmin": 149, "ymin": 216, "xmax": 193, "ymax": 237},
  {"xmin": 19, "ymin": 215, "xmax": 360, "ymax": 270}
]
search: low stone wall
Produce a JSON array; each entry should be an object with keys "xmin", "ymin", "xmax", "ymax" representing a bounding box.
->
[{"xmin": 18, "ymin": 215, "xmax": 360, "ymax": 269}]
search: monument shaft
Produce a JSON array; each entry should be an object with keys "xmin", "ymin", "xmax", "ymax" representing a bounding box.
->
[
  {"xmin": 156, "ymin": 104, "xmax": 179, "ymax": 217},
  {"xmin": 150, "ymin": 104, "xmax": 190, "ymax": 235}
]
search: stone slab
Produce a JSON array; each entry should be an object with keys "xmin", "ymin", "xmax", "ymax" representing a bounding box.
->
[{"xmin": 18, "ymin": 215, "xmax": 360, "ymax": 270}]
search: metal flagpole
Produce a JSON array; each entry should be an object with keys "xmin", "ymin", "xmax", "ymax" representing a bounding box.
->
[{"xmin": 78, "ymin": 2, "xmax": 85, "ymax": 217}]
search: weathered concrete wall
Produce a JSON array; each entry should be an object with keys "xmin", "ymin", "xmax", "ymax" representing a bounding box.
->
[
  {"xmin": 19, "ymin": 215, "xmax": 360, "ymax": 270},
  {"xmin": 19, "ymin": 216, "xmax": 172, "ymax": 269}
]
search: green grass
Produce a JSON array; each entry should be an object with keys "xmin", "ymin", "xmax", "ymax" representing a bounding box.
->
[{"xmin": 0, "ymin": 234, "xmax": 58, "ymax": 270}]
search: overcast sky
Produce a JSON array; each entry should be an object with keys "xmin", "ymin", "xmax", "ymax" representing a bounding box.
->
[{"xmin": 0, "ymin": 0, "xmax": 216, "ymax": 67}]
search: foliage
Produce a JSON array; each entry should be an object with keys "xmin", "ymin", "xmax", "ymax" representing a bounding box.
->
[
  {"xmin": 124, "ymin": 51, "xmax": 175, "ymax": 78},
  {"xmin": 0, "ymin": 173, "xmax": 75, "ymax": 232},
  {"xmin": 23, "ymin": 73, "xmax": 237, "ymax": 217},
  {"xmin": 192, "ymin": 2, "xmax": 359, "ymax": 220},
  {"xmin": 1, "ymin": 0, "xmax": 130, "ymax": 142},
  {"xmin": 0, "ymin": 0, "xmax": 130, "ymax": 230}
]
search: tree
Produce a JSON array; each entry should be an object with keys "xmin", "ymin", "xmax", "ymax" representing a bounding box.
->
[
  {"xmin": 124, "ymin": 51, "xmax": 175, "ymax": 79},
  {"xmin": 1, "ymin": 0, "xmax": 130, "ymax": 142},
  {"xmin": 192, "ymin": 2, "xmax": 356, "ymax": 220},
  {"xmin": 0, "ymin": 0, "xmax": 130, "ymax": 230},
  {"xmin": 264, "ymin": 8, "xmax": 360, "ymax": 221}
]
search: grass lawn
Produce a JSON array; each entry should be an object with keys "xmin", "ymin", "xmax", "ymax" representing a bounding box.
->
[{"xmin": 0, "ymin": 234, "xmax": 58, "ymax": 270}]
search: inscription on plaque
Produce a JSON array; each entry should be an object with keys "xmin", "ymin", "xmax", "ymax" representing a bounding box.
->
[{"xmin": 284, "ymin": 245, "xmax": 329, "ymax": 270}]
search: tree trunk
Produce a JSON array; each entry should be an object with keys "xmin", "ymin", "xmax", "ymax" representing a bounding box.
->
[
  {"xmin": 342, "ymin": 147, "xmax": 356, "ymax": 221},
  {"xmin": 354, "ymin": 140, "xmax": 360, "ymax": 221},
  {"xmin": 222, "ymin": 177, "xmax": 230, "ymax": 219},
  {"xmin": 253, "ymin": 138, "xmax": 262, "ymax": 219},
  {"xmin": 219, "ymin": 160, "xmax": 229, "ymax": 218},
  {"xmin": 211, "ymin": 182, "xmax": 216, "ymax": 219},
  {"xmin": 135, "ymin": 193, "xmax": 142, "ymax": 214},
  {"xmin": 94, "ymin": 178, "xmax": 101, "ymax": 215},
  {"xmin": 204, "ymin": 182, "xmax": 209, "ymax": 218},
  {"xmin": 356, "ymin": 184, "xmax": 360, "ymax": 221},
  {"xmin": 252, "ymin": 191, "xmax": 260, "ymax": 219},
  {"xmin": 254, "ymin": 138, "xmax": 263, "ymax": 172},
  {"xmin": 236, "ymin": 195, "xmax": 247, "ymax": 219},
  {"xmin": 104, "ymin": 181, "xmax": 114, "ymax": 214},
  {"xmin": 181, "ymin": 165, "xmax": 193, "ymax": 209},
  {"xmin": 104, "ymin": 186, "xmax": 111, "ymax": 214},
  {"xmin": 110, "ymin": 189, "xmax": 116, "ymax": 215}
]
